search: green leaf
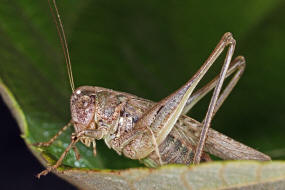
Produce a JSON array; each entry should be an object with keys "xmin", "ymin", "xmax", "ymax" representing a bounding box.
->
[
  {"xmin": 1, "ymin": 0, "xmax": 285, "ymax": 189},
  {"xmin": 47, "ymin": 161, "xmax": 285, "ymax": 190}
]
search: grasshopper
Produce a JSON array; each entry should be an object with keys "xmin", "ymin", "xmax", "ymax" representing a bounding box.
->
[{"xmin": 34, "ymin": 0, "xmax": 271, "ymax": 178}]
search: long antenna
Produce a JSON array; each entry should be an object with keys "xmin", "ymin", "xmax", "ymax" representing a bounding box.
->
[{"xmin": 48, "ymin": 0, "xmax": 75, "ymax": 92}]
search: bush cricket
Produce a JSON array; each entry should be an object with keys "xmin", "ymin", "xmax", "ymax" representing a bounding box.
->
[{"xmin": 34, "ymin": 0, "xmax": 271, "ymax": 178}]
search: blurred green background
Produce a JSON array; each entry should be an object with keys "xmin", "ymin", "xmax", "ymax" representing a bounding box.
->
[{"xmin": 0, "ymin": 0, "xmax": 285, "ymax": 179}]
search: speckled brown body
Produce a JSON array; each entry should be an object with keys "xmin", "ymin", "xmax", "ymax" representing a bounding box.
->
[
  {"xmin": 70, "ymin": 86, "xmax": 269, "ymax": 167},
  {"xmin": 71, "ymin": 86, "xmax": 208, "ymax": 166},
  {"xmin": 34, "ymin": 32, "xmax": 271, "ymax": 177}
]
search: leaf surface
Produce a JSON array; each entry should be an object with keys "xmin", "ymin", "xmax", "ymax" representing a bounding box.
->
[
  {"xmin": 0, "ymin": 0, "xmax": 285, "ymax": 189},
  {"xmin": 59, "ymin": 161, "xmax": 285, "ymax": 190}
]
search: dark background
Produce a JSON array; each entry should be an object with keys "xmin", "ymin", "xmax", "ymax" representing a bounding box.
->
[
  {"xmin": 1, "ymin": 0, "xmax": 285, "ymax": 189},
  {"xmin": 0, "ymin": 98, "xmax": 75, "ymax": 190}
]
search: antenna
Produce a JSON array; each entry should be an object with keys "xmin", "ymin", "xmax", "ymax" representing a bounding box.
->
[{"xmin": 48, "ymin": 0, "xmax": 75, "ymax": 92}]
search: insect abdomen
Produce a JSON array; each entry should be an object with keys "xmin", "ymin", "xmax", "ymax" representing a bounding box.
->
[
  {"xmin": 142, "ymin": 128, "xmax": 196, "ymax": 167},
  {"xmin": 142, "ymin": 124, "xmax": 211, "ymax": 167},
  {"xmin": 159, "ymin": 134, "xmax": 194, "ymax": 164}
]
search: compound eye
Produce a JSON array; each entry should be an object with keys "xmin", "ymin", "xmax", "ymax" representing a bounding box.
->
[{"xmin": 71, "ymin": 95, "xmax": 95, "ymax": 125}]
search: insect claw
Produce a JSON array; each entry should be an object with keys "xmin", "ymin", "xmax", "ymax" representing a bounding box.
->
[
  {"xmin": 37, "ymin": 163, "xmax": 62, "ymax": 178},
  {"xmin": 36, "ymin": 168, "xmax": 52, "ymax": 178}
]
